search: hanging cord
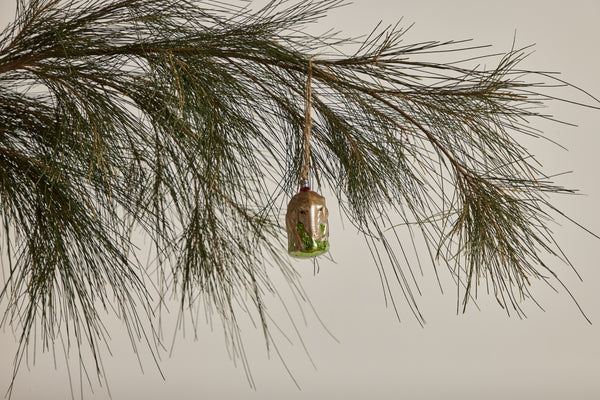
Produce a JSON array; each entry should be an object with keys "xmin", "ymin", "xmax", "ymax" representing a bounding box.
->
[{"xmin": 299, "ymin": 58, "xmax": 313, "ymax": 192}]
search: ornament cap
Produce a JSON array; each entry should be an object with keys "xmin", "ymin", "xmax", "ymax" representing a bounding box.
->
[{"xmin": 299, "ymin": 178, "xmax": 310, "ymax": 192}]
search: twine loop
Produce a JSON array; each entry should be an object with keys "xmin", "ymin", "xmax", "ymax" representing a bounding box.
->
[{"xmin": 300, "ymin": 57, "xmax": 313, "ymax": 187}]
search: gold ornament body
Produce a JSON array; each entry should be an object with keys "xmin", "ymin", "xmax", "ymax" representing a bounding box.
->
[{"xmin": 285, "ymin": 190, "xmax": 329, "ymax": 258}]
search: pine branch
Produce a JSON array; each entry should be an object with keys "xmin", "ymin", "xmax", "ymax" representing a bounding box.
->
[{"xmin": 0, "ymin": 0, "xmax": 597, "ymax": 396}]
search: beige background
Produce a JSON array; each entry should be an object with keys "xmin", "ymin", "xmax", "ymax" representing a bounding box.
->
[{"xmin": 1, "ymin": 1, "xmax": 599, "ymax": 399}]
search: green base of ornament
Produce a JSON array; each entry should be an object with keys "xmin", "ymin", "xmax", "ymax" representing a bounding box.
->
[{"xmin": 288, "ymin": 242, "xmax": 329, "ymax": 258}]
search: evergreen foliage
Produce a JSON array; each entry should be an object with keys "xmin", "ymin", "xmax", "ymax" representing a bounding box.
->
[{"xmin": 0, "ymin": 0, "xmax": 597, "ymax": 395}]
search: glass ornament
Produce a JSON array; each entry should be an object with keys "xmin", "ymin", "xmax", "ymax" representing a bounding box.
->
[{"xmin": 286, "ymin": 184, "xmax": 329, "ymax": 258}]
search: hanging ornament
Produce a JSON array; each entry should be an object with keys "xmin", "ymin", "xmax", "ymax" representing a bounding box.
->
[
  {"xmin": 286, "ymin": 58, "xmax": 329, "ymax": 258},
  {"xmin": 286, "ymin": 179, "xmax": 329, "ymax": 257}
]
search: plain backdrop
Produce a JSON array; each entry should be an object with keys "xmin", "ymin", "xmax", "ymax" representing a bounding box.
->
[{"xmin": 1, "ymin": 1, "xmax": 599, "ymax": 399}]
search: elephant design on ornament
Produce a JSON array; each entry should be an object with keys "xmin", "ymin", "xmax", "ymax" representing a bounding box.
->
[{"xmin": 286, "ymin": 190, "xmax": 329, "ymax": 257}]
